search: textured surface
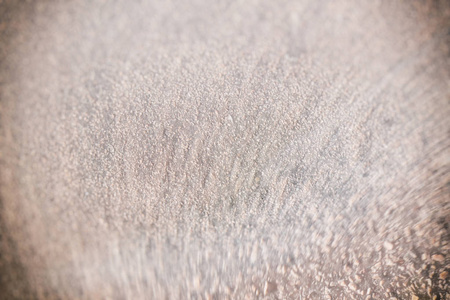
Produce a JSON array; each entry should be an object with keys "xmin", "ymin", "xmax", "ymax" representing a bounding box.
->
[{"xmin": 0, "ymin": 0, "xmax": 449, "ymax": 299}]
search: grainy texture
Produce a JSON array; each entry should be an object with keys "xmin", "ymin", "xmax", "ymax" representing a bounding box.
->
[{"xmin": 0, "ymin": 0, "xmax": 449, "ymax": 299}]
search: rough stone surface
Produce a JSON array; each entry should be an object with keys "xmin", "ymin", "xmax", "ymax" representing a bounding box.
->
[{"xmin": 0, "ymin": 0, "xmax": 449, "ymax": 299}]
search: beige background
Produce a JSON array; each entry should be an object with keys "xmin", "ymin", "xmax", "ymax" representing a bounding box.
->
[{"xmin": 0, "ymin": 0, "xmax": 449, "ymax": 299}]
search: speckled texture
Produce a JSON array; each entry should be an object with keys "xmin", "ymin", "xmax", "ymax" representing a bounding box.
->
[{"xmin": 0, "ymin": 0, "xmax": 449, "ymax": 299}]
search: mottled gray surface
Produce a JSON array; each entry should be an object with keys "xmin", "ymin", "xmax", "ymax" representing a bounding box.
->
[{"xmin": 0, "ymin": 0, "xmax": 449, "ymax": 299}]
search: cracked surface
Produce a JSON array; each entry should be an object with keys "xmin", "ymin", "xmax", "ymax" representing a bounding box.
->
[{"xmin": 0, "ymin": 0, "xmax": 449, "ymax": 299}]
